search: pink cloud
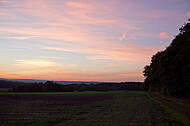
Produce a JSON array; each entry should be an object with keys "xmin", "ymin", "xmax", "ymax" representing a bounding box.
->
[
  {"xmin": 159, "ymin": 32, "xmax": 169, "ymax": 39},
  {"xmin": 186, "ymin": 10, "xmax": 190, "ymax": 18}
]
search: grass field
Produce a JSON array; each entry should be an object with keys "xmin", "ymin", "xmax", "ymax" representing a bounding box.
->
[
  {"xmin": 0, "ymin": 91, "xmax": 188, "ymax": 126},
  {"xmin": 0, "ymin": 88, "xmax": 11, "ymax": 92}
]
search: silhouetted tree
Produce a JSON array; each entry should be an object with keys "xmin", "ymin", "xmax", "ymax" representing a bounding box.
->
[{"xmin": 143, "ymin": 20, "xmax": 190, "ymax": 97}]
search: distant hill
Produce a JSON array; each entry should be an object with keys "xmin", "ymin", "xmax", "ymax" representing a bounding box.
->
[
  {"xmin": 0, "ymin": 78, "xmax": 143, "ymax": 91},
  {"xmin": 0, "ymin": 78, "xmax": 49, "ymax": 83},
  {"xmin": 0, "ymin": 78, "xmax": 104, "ymax": 85},
  {"xmin": 0, "ymin": 80, "xmax": 27, "ymax": 88}
]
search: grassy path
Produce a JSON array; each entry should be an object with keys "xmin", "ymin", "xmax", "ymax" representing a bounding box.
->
[{"xmin": 148, "ymin": 93, "xmax": 190, "ymax": 126}]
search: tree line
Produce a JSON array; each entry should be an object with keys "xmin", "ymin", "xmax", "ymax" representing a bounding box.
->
[
  {"xmin": 0, "ymin": 80, "xmax": 26, "ymax": 88},
  {"xmin": 143, "ymin": 20, "xmax": 190, "ymax": 97},
  {"xmin": 8, "ymin": 81, "xmax": 142, "ymax": 92}
]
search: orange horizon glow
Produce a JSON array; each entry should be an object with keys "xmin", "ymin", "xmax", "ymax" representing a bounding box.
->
[{"xmin": 0, "ymin": 0, "xmax": 189, "ymax": 82}]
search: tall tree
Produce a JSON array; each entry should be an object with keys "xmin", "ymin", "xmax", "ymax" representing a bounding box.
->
[{"xmin": 143, "ymin": 20, "xmax": 190, "ymax": 97}]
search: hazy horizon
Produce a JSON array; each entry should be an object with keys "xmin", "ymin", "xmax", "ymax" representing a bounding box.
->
[
  {"xmin": 0, "ymin": 78, "xmax": 144, "ymax": 83},
  {"xmin": 0, "ymin": 0, "xmax": 190, "ymax": 82}
]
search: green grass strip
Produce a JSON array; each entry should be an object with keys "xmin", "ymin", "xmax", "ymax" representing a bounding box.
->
[
  {"xmin": 0, "ymin": 88, "xmax": 11, "ymax": 91},
  {"xmin": 147, "ymin": 92, "xmax": 190, "ymax": 126}
]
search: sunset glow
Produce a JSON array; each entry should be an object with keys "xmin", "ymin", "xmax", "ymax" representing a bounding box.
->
[{"xmin": 0, "ymin": 0, "xmax": 189, "ymax": 81}]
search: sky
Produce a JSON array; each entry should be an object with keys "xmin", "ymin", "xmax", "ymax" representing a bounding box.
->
[{"xmin": 0, "ymin": 0, "xmax": 189, "ymax": 82}]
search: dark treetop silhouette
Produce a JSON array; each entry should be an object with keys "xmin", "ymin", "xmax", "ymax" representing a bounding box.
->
[{"xmin": 143, "ymin": 20, "xmax": 190, "ymax": 97}]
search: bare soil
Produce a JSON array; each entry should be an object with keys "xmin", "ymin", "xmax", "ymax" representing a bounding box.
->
[
  {"xmin": 0, "ymin": 94, "xmax": 114, "ymax": 126},
  {"xmin": 0, "ymin": 95, "xmax": 113, "ymax": 107}
]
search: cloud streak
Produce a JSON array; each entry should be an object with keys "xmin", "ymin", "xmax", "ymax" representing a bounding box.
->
[
  {"xmin": 120, "ymin": 33, "xmax": 127, "ymax": 41},
  {"xmin": 14, "ymin": 60, "xmax": 57, "ymax": 68}
]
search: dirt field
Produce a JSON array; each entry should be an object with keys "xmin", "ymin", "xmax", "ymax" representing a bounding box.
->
[
  {"xmin": 0, "ymin": 95, "xmax": 113, "ymax": 107},
  {"xmin": 0, "ymin": 92, "xmax": 183, "ymax": 126}
]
